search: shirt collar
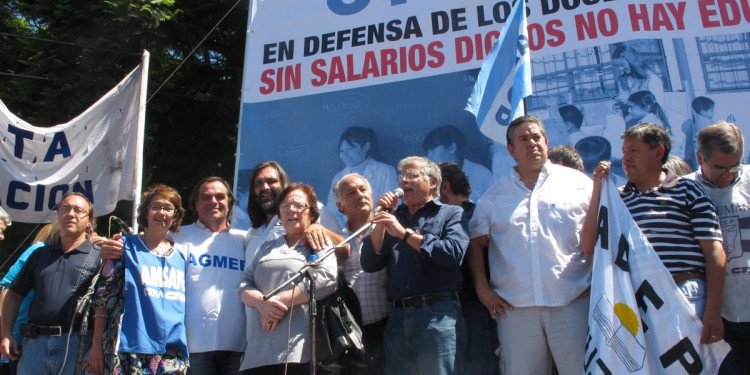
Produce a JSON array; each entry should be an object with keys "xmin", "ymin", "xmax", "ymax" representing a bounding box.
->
[
  {"xmin": 623, "ymin": 168, "xmax": 679, "ymax": 193},
  {"xmin": 194, "ymin": 219, "xmax": 231, "ymax": 233},
  {"xmin": 394, "ymin": 197, "xmax": 442, "ymax": 216},
  {"xmin": 54, "ymin": 238, "xmax": 94, "ymax": 254}
]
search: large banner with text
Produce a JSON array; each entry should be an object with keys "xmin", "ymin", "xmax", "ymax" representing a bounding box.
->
[
  {"xmin": 235, "ymin": 0, "xmax": 750, "ymax": 228},
  {"xmin": 0, "ymin": 64, "xmax": 145, "ymax": 223}
]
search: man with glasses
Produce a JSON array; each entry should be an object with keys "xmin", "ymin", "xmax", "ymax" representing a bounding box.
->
[
  {"xmin": 1, "ymin": 193, "xmax": 100, "ymax": 375},
  {"xmin": 173, "ymin": 177, "xmax": 248, "ymax": 375},
  {"xmin": 361, "ymin": 156, "xmax": 468, "ymax": 375},
  {"xmin": 686, "ymin": 122, "xmax": 749, "ymax": 374},
  {"xmin": 467, "ymin": 116, "xmax": 592, "ymax": 375}
]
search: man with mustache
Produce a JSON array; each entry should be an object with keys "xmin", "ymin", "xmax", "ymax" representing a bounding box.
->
[
  {"xmin": 468, "ymin": 116, "xmax": 593, "ymax": 375},
  {"xmin": 361, "ymin": 156, "xmax": 468, "ymax": 375},
  {"xmin": 333, "ymin": 173, "xmax": 389, "ymax": 375}
]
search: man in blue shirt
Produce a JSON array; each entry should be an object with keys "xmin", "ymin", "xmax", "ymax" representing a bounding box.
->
[
  {"xmin": 0, "ymin": 193, "xmax": 101, "ymax": 375},
  {"xmin": 361, "ymin": 156, "xmax": 468, "ymax": 375}
]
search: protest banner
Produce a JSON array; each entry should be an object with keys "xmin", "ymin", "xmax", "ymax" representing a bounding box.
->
[
  {"xmin": 235, "ymin": 0, "xmax": 750, "ymax": 228},
  {"xmin": 0, "ymin": 52, "xmax": 148, "ymax": 224}
]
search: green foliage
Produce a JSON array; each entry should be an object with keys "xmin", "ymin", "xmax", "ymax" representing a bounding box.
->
[{"xmin": 0, "ymin": 0, "xmax": 248, "ymax": 270}]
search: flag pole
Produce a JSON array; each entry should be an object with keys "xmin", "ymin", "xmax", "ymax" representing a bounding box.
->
[{"xmin": 132, "ymin": 50, "xmax": 150, "ymax": 233}]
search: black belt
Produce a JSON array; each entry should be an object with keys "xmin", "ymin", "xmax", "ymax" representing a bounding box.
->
[
  {"xmin": 393, "ymin": 291, "xmax": 459, "ymax": 309},
  {"xmin": 20, "ymin": 323, "xmax": 72, "ymax": 338},
  {"xmin": 672, "ymin": 271, "xmax": 704, "ymax": 285}
]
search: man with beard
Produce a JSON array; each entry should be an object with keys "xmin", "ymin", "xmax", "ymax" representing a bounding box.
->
[{"xmin": 244, "ymin": 161, "xmax": 343, "ymax": 263}]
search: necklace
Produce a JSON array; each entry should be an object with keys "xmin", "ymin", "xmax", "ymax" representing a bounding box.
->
[{"xmin": 140, "ymin": 234, "xmax": 171, "ymax": 256}]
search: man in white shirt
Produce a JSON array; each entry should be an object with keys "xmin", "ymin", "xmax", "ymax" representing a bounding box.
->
[
  {"xmin": 686, "ymin": 121, "xmax": 749, "ymax": 374},
  {"xmin": 467, "ymin": 116, "xmax": 593, "ymax": 375},
  {"xmin": 173, "ymin": 177, "xmax": 247, "ymax": 375}
]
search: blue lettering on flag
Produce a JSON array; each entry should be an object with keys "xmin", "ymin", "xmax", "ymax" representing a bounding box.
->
[{"xmin": 465, "ymin": 0, "xmax": 532, "ymax": 144}]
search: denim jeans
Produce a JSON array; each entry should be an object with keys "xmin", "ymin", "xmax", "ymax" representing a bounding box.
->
[
  {"xmin": 187, "ymin": 351, "xmax": 243, "ymax": 375},
  {"xmin": 17, "ymin": 333, "xmax": 90, "ymax": 375},
  {"xmin": 384, "ymin": 299, "xmax": 466, "ymax": 375},
  {"xmin": 677, "ymin": 278, "xmax": 706, "ymax": 318},
  {"xmin": 718, "ymin": 319, "xmax": 750, "ymax": 375}
]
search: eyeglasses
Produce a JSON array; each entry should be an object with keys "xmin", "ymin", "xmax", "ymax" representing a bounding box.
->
[
  {"xmin": 704, "ymin": 163, "xmax": 742, "ymax": 175},
  {"xmin": 148, "ymin": 205, "xmax": 176, "ymax": 214},
  {"xmin": 279, "ymin": 202, "xmax": 310, "ymax": 212},
  {"xmin": 58, "ymin": 205, "xmax": 88, "ymax": 217},
  {"xmin": 400, "ymin": 171, "xmax": 422, "ymax": 181}
]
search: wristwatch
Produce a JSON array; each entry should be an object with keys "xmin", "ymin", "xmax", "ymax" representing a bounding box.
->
[{"xmin": 403, "ymin": 228, "xmax": 414, "ymax": 242}]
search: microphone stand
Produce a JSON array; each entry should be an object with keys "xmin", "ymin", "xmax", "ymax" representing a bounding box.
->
[
  {"xmin": 263, "ymin": 221, "xmax": 373, "ymax": 375},
  {"xmin": 72, "ymin": 261, "xmax": 103, "ymax": 375}
]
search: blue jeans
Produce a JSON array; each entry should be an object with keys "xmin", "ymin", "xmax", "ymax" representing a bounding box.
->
[
  {"xmin": 718, "ymin": 319, "xmax": 750, "ymax": 375},
  {"xmin": 677, "ymin": 278, "xmax": 706, "ymax": 318},
  {"xmin": 17, "ymin": 333, "xmax": 90, "ymax": 375},
  {"xmin": 384, "ymin": 300, "xmax": 466, "ymax": 375},
  {"xmin": 187, "ymin": 351, "xmax": 243, "ymax": 375}
]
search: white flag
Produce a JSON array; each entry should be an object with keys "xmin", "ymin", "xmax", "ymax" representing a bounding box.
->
[
  {"xmin": 586, "ymin": 180, "xmax": 729, "ymax": 374},
  {"xmin": 0, "ymin": 58, "xmax": 147, "ymax": 223}
]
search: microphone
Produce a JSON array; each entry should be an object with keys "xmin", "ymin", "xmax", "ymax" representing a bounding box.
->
[
  {"xmin": 111, "ymin": 216, "xmax": 133, "ymax": 235},
  {"xmin": 374, "ymin": 188, "xmax": 404, "ymax": 213}
]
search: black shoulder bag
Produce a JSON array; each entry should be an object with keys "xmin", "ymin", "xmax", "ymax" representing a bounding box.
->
[{"xmin": 315, "ymin": 270, "xmax": 368, "ymax": 368}]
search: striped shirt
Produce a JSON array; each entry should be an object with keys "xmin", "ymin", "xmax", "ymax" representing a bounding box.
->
[{"xmin": 620, "ymin": 169, "xmax": 722, "ymax": 274}]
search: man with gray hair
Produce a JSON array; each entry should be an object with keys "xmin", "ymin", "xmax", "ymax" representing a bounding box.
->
[
  {"xmin": 333, "ymin": 173, "xmax": 389, "ymax": 375},
  {"xmin": 361, "ymin": 156, "xmax": 468, "ymax": 375},
  {"xmin": 685, "ymin": 121, "xmax": 749, "ymax": 374},
  {"xmin": 0, "ymin": 207, "xmax": 10, "ymax": 241}
]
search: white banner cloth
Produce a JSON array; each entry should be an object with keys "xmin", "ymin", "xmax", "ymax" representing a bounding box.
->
[
  {"xmin": 586, "ymin": 180, "xmax": 729, "ymax": 374},
  {"xmin": 0, "ymin": 63, "xmax": 145, "ymax": 223}
]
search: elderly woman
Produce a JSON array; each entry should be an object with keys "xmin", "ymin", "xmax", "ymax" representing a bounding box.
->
[
  {"xmin": 84, "ymin": 184, "xmax": 188, "ymax": 374},
  {"xmin": 238, "ymin": 183, "xmax": 340, "ymax": 375}
]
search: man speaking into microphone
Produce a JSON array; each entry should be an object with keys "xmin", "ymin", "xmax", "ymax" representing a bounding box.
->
[{"xmin": 361, "ymin": 156, "xmax": 469, "ymax": 375}]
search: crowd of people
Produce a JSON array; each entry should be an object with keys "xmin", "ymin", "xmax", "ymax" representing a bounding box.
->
[{"xmin": 0, "ymin": 115, "xmax": 748, "ymax": 375}]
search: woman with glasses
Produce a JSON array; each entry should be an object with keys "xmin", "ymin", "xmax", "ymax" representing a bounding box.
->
[
  {"xmin": 84, "ymin": 184, "xmax": 189, "ymax": 375},
  {"xmin": 237, "ymin": 183, "xmax": 341, "ymax": 375}
]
